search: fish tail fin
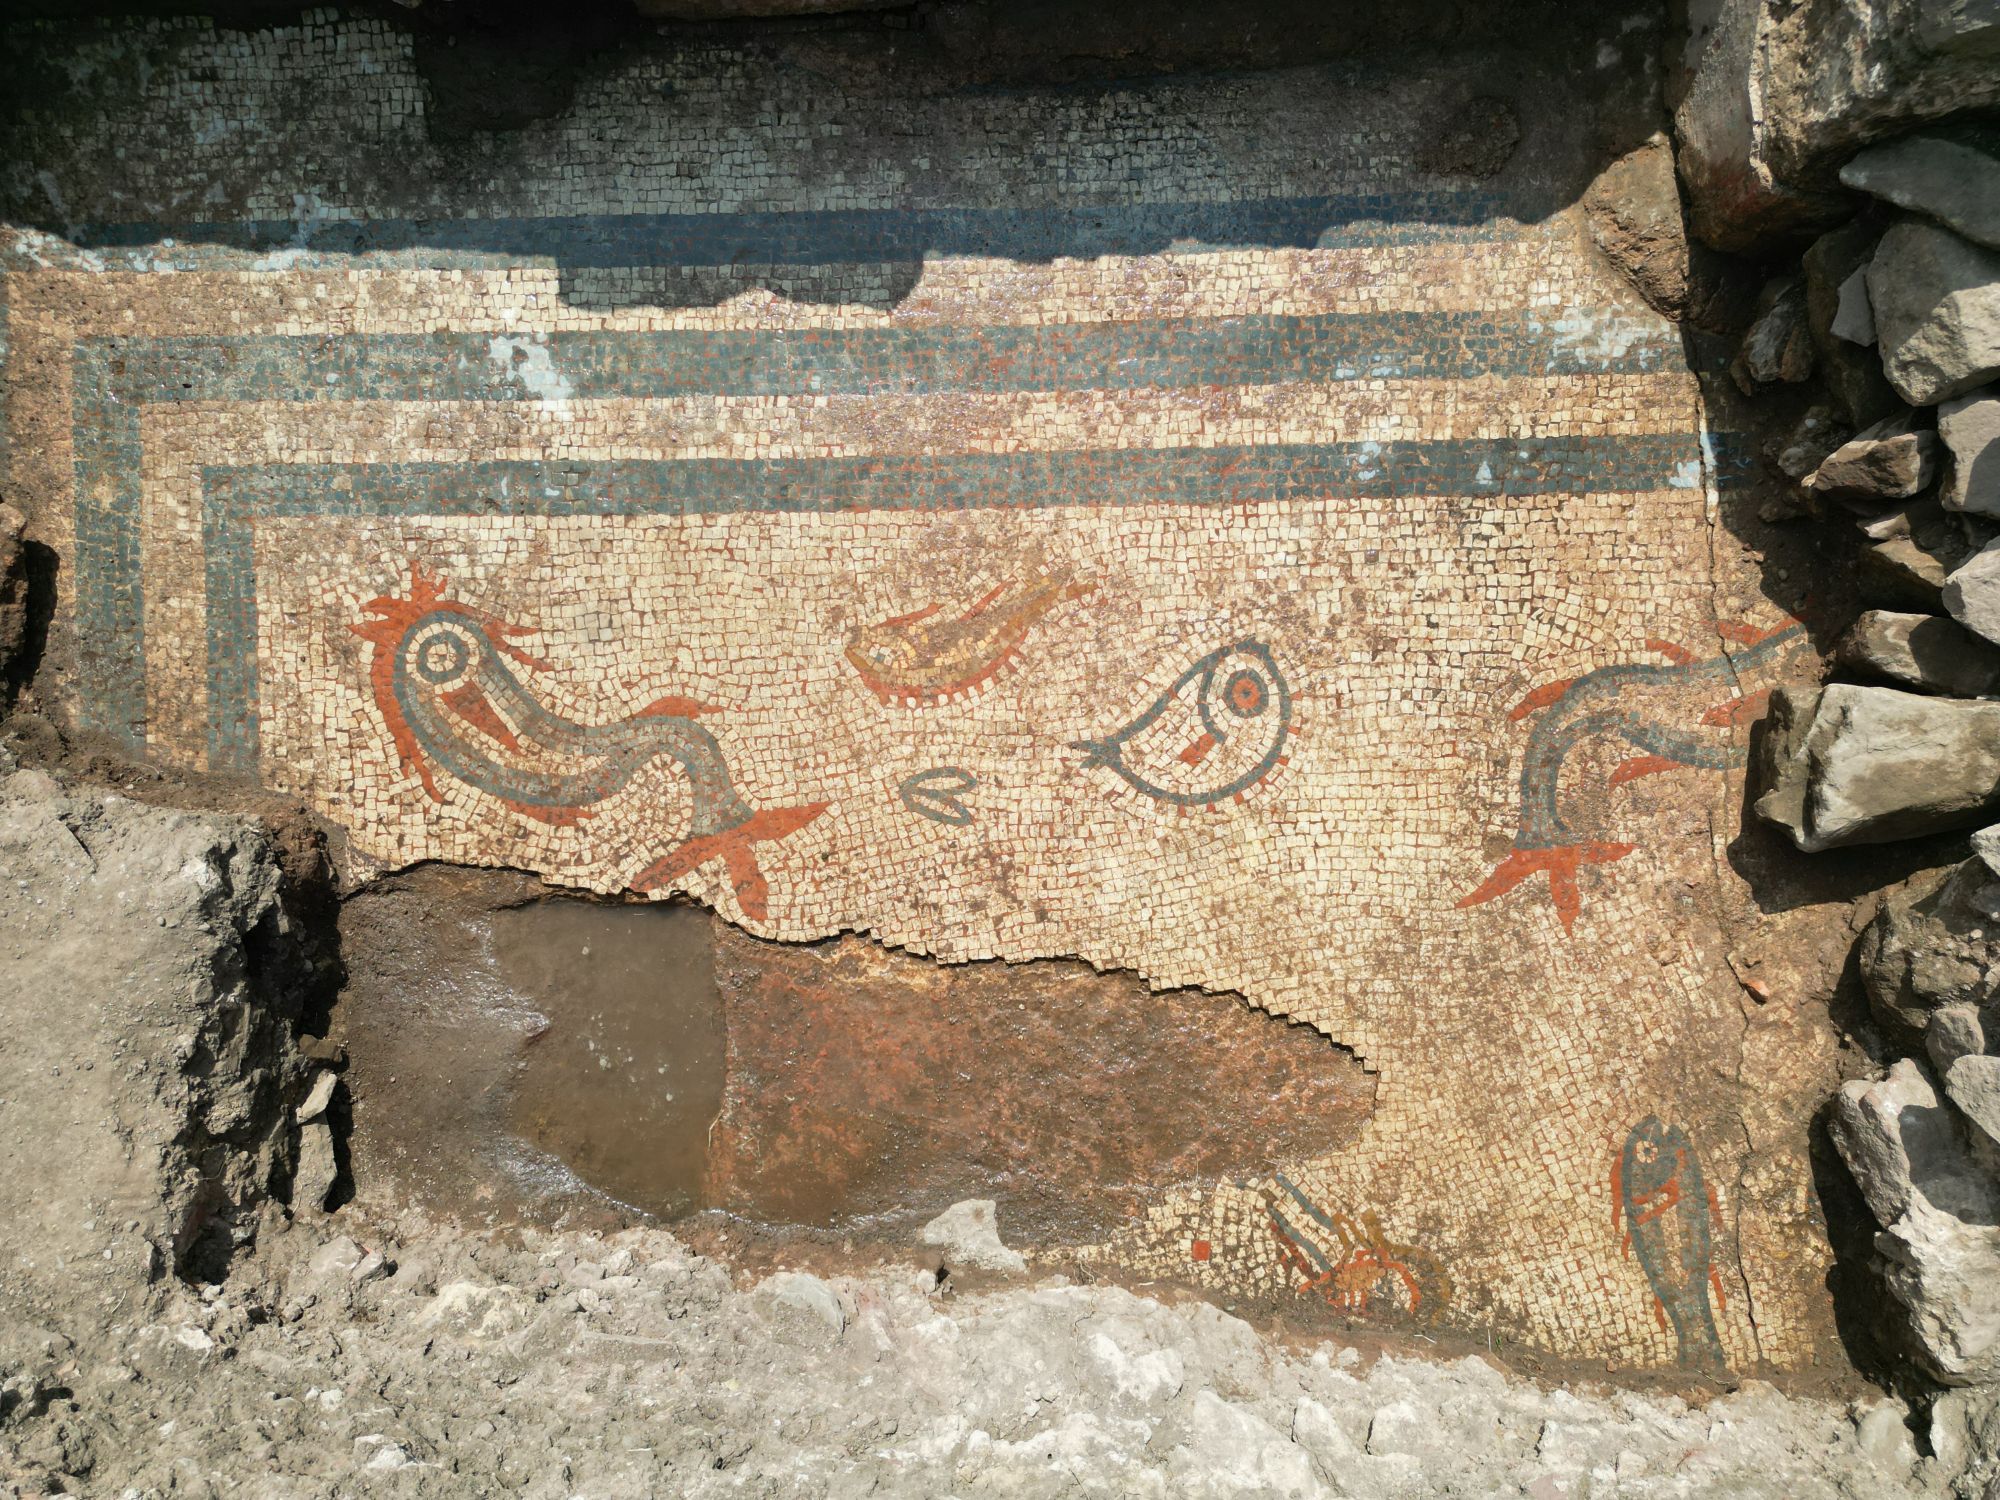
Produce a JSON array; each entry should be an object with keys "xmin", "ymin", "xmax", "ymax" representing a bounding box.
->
[
  {"xmin": 629, "ymin": 801, "xmax": 829, "ymax": 922},
  {"xmin": 1070, "ymin": 738, "xmax": 1118, "ymax": 772}
]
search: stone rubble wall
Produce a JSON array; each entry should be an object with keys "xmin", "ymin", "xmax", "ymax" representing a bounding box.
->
[{"xmin": 1676, "ymin": 0, "xmax": 2000, "ymax": 1403}]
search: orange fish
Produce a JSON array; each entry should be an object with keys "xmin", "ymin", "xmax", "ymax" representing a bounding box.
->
[{"xmin": 845, "ymin": 574, "xmax": 1092, "ymax": 707}]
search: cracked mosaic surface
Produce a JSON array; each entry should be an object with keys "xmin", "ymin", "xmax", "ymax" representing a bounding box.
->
[{"xmin": 1, "ymin": 15, "xmax": 1839, "ymax": 1372}]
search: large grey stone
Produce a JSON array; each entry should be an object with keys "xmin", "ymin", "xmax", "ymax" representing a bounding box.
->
[
  {"xmin": 1857, "ymin": 495, "xmax": 1984, "ymax": 609},
  {"xmin": 1675, "ymin": 0, "xmax": 2000, "ymax": 253},
  {"xmin": 1829, "ymin": 1057, "xmax": 2000, "ymax": 1385},
  {"xmin": 1807, "ymin": 411, "xmax": 1937, "ymax": 503},
  {"xmin": 1861, "ymin": 856, "xmax": 2000, "ymax": 1031},
  {"xmin": 1833, "ymin": 268, "xmax": 1877, "ymax": 346},
  {"xmin": 1831, "ymin": 1059, "xmax": 1996, "ymax": 1227},
  {"xmin": 1841, "ymin": 133, "xmax": 2000, "ymax": 251},
  {"xmin": 1874, "ymin": 1199, "xmax": 2000, "ymax": 1386},
  {"xmin": 1940, "ymin": 387, "xmax": 2000, "ymax": 516},
  {"xmin": 1945, "ymin": 537, "xmax": 2000, "ymax": 645},
  {"xmin": 1867, "ymin": 221, "xmax": 2000, "ymax": 405},
  {"xmin": 1946, "ymin": 1054, "xmax": 2000, "ymax": 1149},
  {"xmin": 1926, "ymin": 1005, "xmax": 1988, "ymax": 1073},
  {"xmin": 919, "ymin": 1198, "xmax": 1027, "ymax": 1274},
  {"xmin": 1754, "ymin": 683, "xmax": 2000, "ymax": 851},
  {"xmin": 1834, "ymin": 609, "xmax": 2000, "ymax": 696}
]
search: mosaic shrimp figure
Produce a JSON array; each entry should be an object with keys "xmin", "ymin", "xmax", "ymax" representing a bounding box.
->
[
  {"xmin": 350, "ymin": 563, "xmax": 826, "ymax": 923},
  {"xmin": 1073, "ymin": 640, "xmax": 1298, "ymax": 809},
  {"xmin": 1265, "ymin": 1175, "xmax": 1451, "ymax": 1325},
  {"xmin": 1613, "ymin": 1116, "xmax": 1729, "ymax": 1374},
  {"xmin": 1459, "ymin": 620, "xmax": 1807, "ymax": 932}
]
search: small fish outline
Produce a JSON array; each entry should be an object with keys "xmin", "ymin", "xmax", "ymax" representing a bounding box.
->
[
  {"xmin": 845, "ymin": 571, "xmax": 1094, "ymax": 707},
  {"xmin": 1072, "ymin": 638, "xmax": 1297, "ymax": 808},
  {"xmin": 899, "ymin": 767, "xmax": 978, "ymax": 827}
]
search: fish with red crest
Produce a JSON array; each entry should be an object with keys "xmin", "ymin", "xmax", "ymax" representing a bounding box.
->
[{"xmin": 350, "ymin": 562, "xmax": 826, "ymax": 923}]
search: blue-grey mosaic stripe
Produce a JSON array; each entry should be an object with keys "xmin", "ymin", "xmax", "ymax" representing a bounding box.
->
[
  {"xmin": 66, "ymin": 309, "xmax": 1689, "ymax": 745},
  {"xmin": 78, "ymin": 312, "xmax": 1683, "ymax": 405},
  {"xmin": 65, "ymin": 191, "xmax": 1511, "ymax": 268},
  {"xmin": 198, "ymin": 435, "xmax": 1737, "ymax": 770}
]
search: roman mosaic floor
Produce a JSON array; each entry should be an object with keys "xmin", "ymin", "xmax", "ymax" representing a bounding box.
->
[{"xmin": 2, "ymin": 15, "xmax": 1838, "ymax": 1374}]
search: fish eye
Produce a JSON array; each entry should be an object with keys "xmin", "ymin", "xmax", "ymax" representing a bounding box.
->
[
  {"xmin": 413, "ymin": 627, "xmax": 472, "ymax": 685},
  {"xmin": 1222, "ymin": 668, "xmax": 1267, "ymax": 717}
]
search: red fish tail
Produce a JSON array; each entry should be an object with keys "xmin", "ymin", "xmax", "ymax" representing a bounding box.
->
[
  {"xmin": 1458, "ymin": 843, "xmax": 1637, "ymax": 934},
  {"xmin": 629, "ymin": 802, "xmax": 830, "ymax": 921}
]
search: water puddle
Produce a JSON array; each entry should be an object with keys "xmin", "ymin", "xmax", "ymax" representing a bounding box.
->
[
  {"xmin": 495, "ymin": 900, "xmax": 723, "ymax": 1220},
  {"xmin": 336, "ymin": 869, "xmax": 1373, "ymax": 1246}
]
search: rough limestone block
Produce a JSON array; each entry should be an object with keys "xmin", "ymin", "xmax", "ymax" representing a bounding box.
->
[
  {"xmin": 1674, "ymin": 0, "xmax": 2000, "ymax": 253},
  {"xmin": 1939, "ymin": 387, "xmax": 2000, "ymax": 516},
  {"xmin": 1867, "ymin": 222, "xmax": 2000, "ymax": 406},
  {"xmin": 1875, "ymin": 1198, "xmax": 2000, "ymax": 1386},
  {"xmin": 1861, "ymin": 856, "xmax": 2000, "ymax": 1032},
  {"xmin": 1834, "ymin": 609, "xmax": 2000, "ymax": 697},
  {"xmin": 1807, "ymin": 411, "xmax": 1937, "ymax": 503},
  {"xmin": 920, "ymin": 1198, "xmax": 1027, "ymax": 1274},
  {"xmin": 1732, "ymin": 276, "xmax": 1815, "ymax": 390},
  {"xmin": 1841, "ymin": 133, "xmax": 2000, "ymax": 251},
  {"xmin": 1926, "ymin": 1005, "xmax": 1987, "ymax": 1073},
  {"xmin": 1754, "ymin": 682, "xmax": 2000, "ymax": 850},
  {"xmin": 1830, "ymin": 1059, "xmax": 1992, "ymax": 1228},
  {"xmin": 1804, "ymin": 218, "xmax": 1901, "ymax": 424},
  {"xmin": 1946, "ymin": 1055, "xmax": 2000, "ymax": 1150},
  {"xmin": 1945, "ymin": 539, "xmax": 2000, "ymax": 645},
  {"xmin": 1858, "ymin": 496, "xmax": 1983, "ymax": 609}
]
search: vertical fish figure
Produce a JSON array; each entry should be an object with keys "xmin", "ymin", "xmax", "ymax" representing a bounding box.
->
[
  {"xmin": 1612, "ymin": 1116, "xmax": 1729, "ymax": 1375},
  {"xmin": 845, "ymin": 573, "xmax": 1093, "ymax": 706},
  {"xmin": 1459, "ymin": 621, "xmax": 1807, "ymax": 932},
  {"xmin": 1072, "ymin": 640, "xmax": 1298, "ymax": 809},
  {"xmin": 351, "ymin": 563, "xmax": 826, "ymax": 922}
]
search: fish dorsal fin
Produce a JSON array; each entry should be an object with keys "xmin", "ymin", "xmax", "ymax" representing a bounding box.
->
[
  {"xmin": 880, "ymin": 601, "xmax": 943, "ymax": 629},
  {"xmin": 959, "ymin": 582, "xmax": 1011, "ymax": 621}
]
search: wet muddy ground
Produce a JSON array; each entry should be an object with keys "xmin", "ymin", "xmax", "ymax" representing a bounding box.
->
[{"xmin": 334, "ymin": 866, "xmax": 1374, "ymax": 1257}]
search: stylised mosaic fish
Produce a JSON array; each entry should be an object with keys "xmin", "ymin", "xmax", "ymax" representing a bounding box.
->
[
  {"xmin": 350, "ymin": 563, "xmax": 825, "ymax": 923},
  {"xmin": 1072, "ymin": 639, "xmax": 1298, "ymax": 809},
  {"xmin": 1264, "ymin": 1175, "xmax": 1451, "ymax": 1324},
  {"xmin": 845, "ymin": 573, "xmax": 1093, "ymax": 707},
  {"xmin": 1613, "ymin": 1116, "xmax": 1728, "ymax": 1374},
  {"xmin": 1459, "ymin": 620, "xmax": 1808, "ymax": 933}
]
